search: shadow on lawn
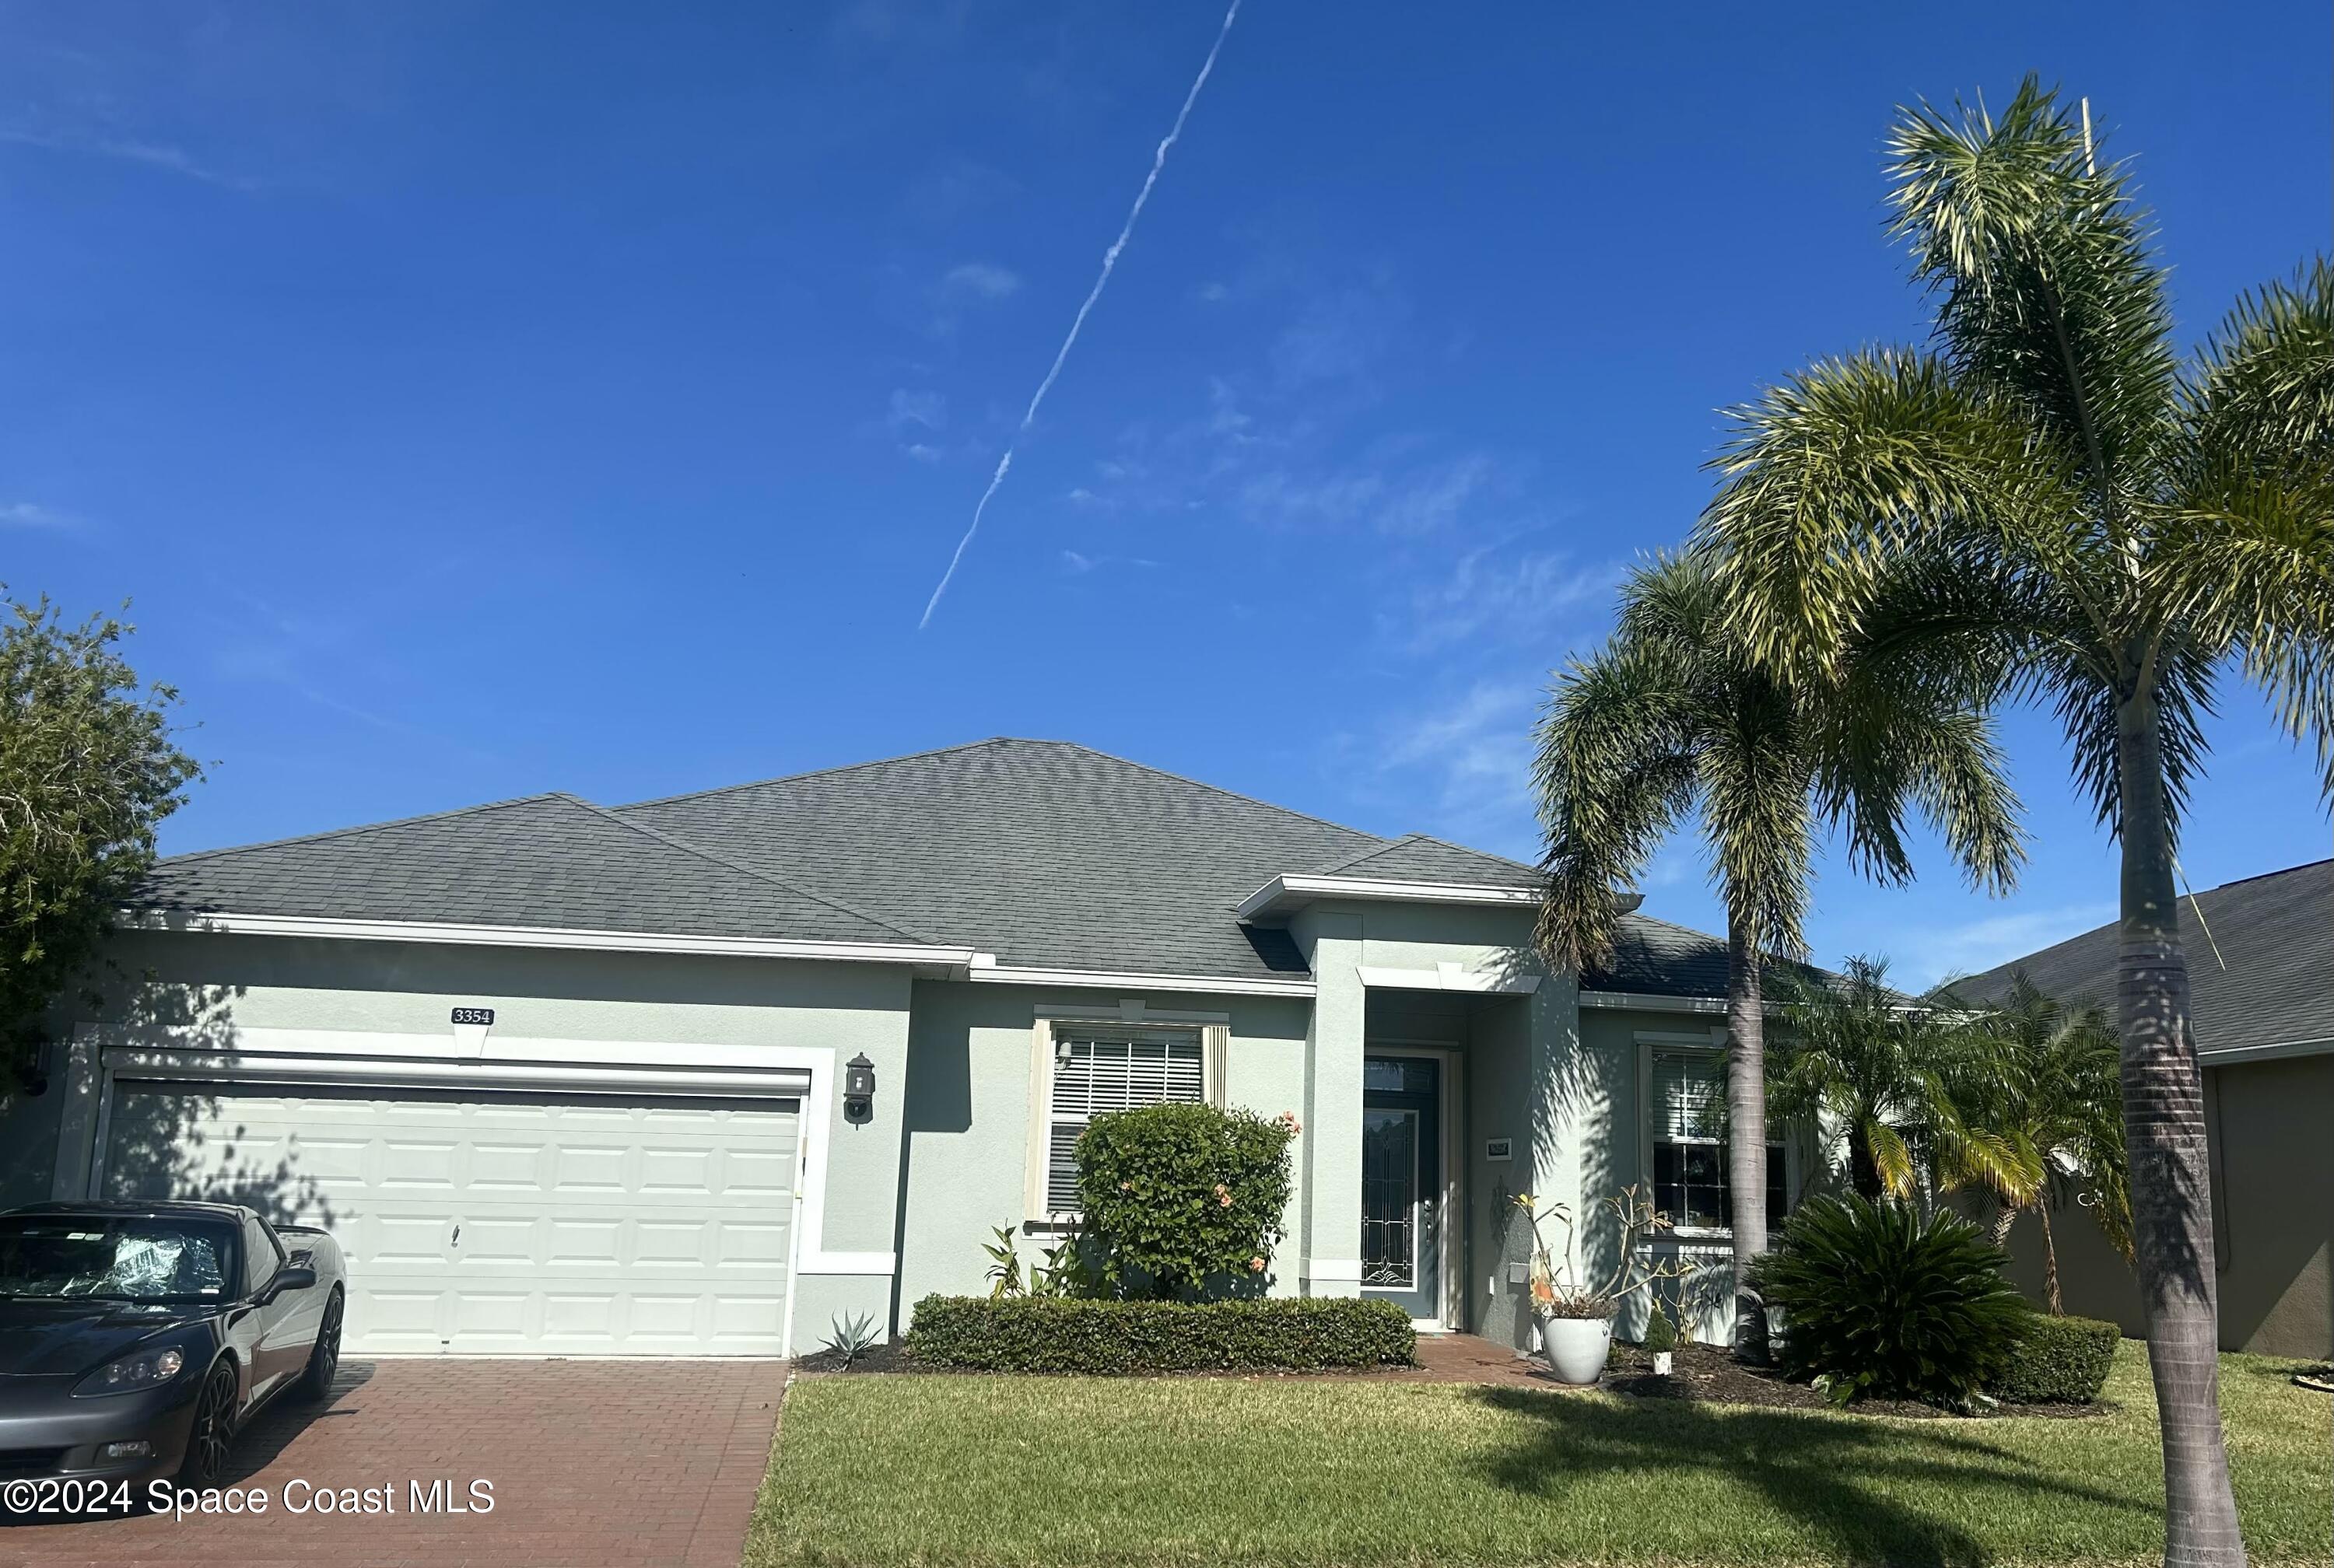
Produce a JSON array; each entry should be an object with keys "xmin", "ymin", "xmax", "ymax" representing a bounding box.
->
[{"xmin": 1466, "ymin": 1387, "xmax": 2153, "ymax": 1568}]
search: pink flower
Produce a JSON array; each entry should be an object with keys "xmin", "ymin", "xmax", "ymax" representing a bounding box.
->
[
  {"xmin": 1248, "ymin": 1255, "xmax": 1266, "ymax": 1272},
  {"xmin": 1214, "ymin": 1183, "xmax": 1232, "ymax": 1207},
  {"xmin": 1275, "ymin": 1111, "xmax": 1302, "ymax": 1136},
  {"xmin": 1120, "ymin": 1179, "xmax": 1134, "ymax": 1192}
]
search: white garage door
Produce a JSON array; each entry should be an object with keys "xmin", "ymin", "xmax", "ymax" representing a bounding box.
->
[{"xmin": 100, "ymin": 1082, "xmax": 799, "ymax": 1356}]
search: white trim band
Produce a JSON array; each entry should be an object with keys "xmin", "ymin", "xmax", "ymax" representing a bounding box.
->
[
  {"xmin": 1306, "ymin": 1258, "xmax": 1365, "ymax": 1283},
  {"xmin": 969, "ymin": 964, "xmax": 1316, "ymax": 998},
  {"xmin": 1236, "ymin": 874, "xmax": 1540, "ymax": 922},
  {"xmin": 129, "ymin": 909, "xmax": 976, "ymax": 968},
  {"xmin": 1358, "ymin": 963, "xmax": 1540, "ymax": 995}
]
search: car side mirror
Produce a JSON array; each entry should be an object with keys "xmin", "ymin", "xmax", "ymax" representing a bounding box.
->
[{"xmin": 261, "ymin": 1265, "xmax": 317, "ymax": 1304}]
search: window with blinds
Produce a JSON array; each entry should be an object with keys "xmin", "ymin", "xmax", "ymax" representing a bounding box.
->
[
  {"xmin": 1648, "ymin": 1048, "xmax": 1787, "ymax": 1234},
  {"xmin": 1043, "ymin": 1027, "xmax": 1207, "ymax": 1214}
]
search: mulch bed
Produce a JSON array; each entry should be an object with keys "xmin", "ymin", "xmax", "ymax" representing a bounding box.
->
[
  {"xmin": 1600, "ymin": 1339, "xmax": 2110, "ymax": 1419},
  {"xmin": 794, "ymin": 1340, "xmax": 922, "ymax": 1375}
]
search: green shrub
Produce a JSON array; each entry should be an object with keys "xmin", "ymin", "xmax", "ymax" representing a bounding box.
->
[
  {"xmin": 1075, "ymin": 1103, "xmax": 1295, "ymax": 1299},
  {"xmin": 906, "ymin": 1294, "xmax": 1416, "ymax": 1374},
  {"xmin": 1989, "ymin": 1313, "xmax": 2119, "ymax": 1404},
  {"xmin": 1642, "ymin": 1301, "xmax": 1677, "ymax": 1355},
  {"xmin": 1750, "ymin": 1194, "xmax": 2028, "ymax": 1406}
]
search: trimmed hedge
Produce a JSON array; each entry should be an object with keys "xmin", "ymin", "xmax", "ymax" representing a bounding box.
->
[
  {"xmin": 1989, "ymin": 1313, "xmax": 2119, "ymax": 1405},
  {"xmin": 906, "ymin": 1293, "xmax": 1417, "ymax": 1374}
]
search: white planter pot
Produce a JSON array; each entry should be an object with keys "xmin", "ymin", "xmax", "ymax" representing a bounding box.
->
[
  {"xmin": 1537, "ymin": 1314, "xmax": 1614, "ymax": 1384},
  {"xmin": 1652, "ymin": 1350, "xmax": 1673, "ymax": 1376}
]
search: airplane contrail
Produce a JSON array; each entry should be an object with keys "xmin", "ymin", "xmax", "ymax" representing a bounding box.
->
[{"xmin": 916, "ymin": 0, "xmax": 1245, "ymax": 629}]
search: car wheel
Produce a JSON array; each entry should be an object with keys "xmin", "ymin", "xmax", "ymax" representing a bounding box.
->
[
  {"xmin": 177, "ymin": 1360, "xmax": 239, "ymax": 1487},
  {"xmin": 298, "ymin": 1287, "xmax": 344, "ymax": 1402}
]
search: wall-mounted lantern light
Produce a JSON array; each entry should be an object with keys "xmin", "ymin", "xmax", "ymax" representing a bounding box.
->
[{"xmin": 843, "ymin": 1053, "xmax": 877, "ymax": 1125}]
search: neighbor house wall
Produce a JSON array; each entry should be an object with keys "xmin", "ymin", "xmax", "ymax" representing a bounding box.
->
[
  {"xmin": 890, "ymin": 978, "xmax": 1312, "ymax": 1318},
  {"xmin": 2010, "ymin": 1052, "xmax": 2334, "ymax": 1360},
  {"xmin": 39, "ymin": 929, "xmax": 918, "ymax": 1348}
]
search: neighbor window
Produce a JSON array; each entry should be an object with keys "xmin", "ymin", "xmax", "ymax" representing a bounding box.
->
[
  {"xmin": 1034, "ymin": 1024, "xmax": 1220, "ymax": 1216},
  {"xmin": 1647, "ymin": 1048, "xmax": 1787, "ymax": 1234}
]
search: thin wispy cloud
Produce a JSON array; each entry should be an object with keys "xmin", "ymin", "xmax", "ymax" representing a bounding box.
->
[
  {"xmin": 0, "ymin": 128, "xmax": 255, "ymax": 191},
  {"xmin": 0, "ymin": 501, "xmax": 82, "ymax": 531},
  {"xmin": 942, "ymin": 261, "xmax": 1022, "ymax": 301},
  {"xmin": 1370, "ymin": 678, "xmax": 1547, "ymax": 855},
  {"xmin": 1890, "ymin": 902, "xmax": 2118, "ymax": 991},
  {"xmin": 917, "ymin": 0, "xmax": 1246, "ymax": 630},
  {"xmin": 1396, "ymin": 542, "xmax": 1625, "ymax": 652}
]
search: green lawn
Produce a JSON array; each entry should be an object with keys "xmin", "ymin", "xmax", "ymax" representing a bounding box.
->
[{"xmin": 745, "ymin": 1344, "xmax": 2331, "ymax": 1567}]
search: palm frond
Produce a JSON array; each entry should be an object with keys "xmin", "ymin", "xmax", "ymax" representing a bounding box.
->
[{"xmin": 1887, "ymin": 76, "xmax": 2179, "ymax": 519}]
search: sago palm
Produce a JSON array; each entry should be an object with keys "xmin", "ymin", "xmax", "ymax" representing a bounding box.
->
[
  {"xmin": 1534, "ymin": 551, "xmax": 2020, "ymax": 1357},
  {"xmin": 1699, "ymin": 79, "xmax": 2333, "ymax": 1566},
  {"xmin": 1948, "ymin": 971, "xmax": 2130, "ymax": 1313}
]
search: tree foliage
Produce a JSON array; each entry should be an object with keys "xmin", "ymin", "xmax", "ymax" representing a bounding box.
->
[
  {"xmin": 0, "ymin": 599, "xmax": 200, "ymax": 1089},
  {"xmin": 1074, "ymin": 1103, "xmax": 1295, "ymax": 1300},
  {"xmin": 1696, "ymin": 76, "xmax": 2330, "ymax": 1561}
]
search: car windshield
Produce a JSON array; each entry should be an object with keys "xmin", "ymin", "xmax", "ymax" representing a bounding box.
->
[{"xmin": 0, "ymin": 1215, "xmax": 235, "ymax": 1302}]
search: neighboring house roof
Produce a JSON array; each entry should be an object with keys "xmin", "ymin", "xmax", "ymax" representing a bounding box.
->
[
  {"xmin": 138, "ymin": 737, "xmax": 1742, "ymax": 996},
  {"xmin": 1964, "ymin": 859, "xmax": 2334, "ymax": 1059},
  {"xmin": 141, "ymin": 792, "xmax": 930, "ymax": 947}
]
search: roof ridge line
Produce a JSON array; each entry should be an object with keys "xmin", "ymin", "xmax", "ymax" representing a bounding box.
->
[
  {"xmin": 1008, "ymin": 738, "xmax": 1392, "ymax": 845},
  {"xmin": 549, "ymin": 794, "xmax": 943, "ymax": 947},
  {"xmin": 1397, "ymin": 831, "xmax": 1545, "ymax": 878},
  {"xmin": 156, "ymin": 793, "xmax": 572, "ymax": 867},
  {"xmin": 619, "ymin": 736, "xmax": 1395, "ymax": 849},
  {"xmin": 614, "ymin": 737, "xmax": 1011, "ymax": 812},
  {"xmin": 1302, "ymin": 834, "xmax": 1425, "ymax": 877}
]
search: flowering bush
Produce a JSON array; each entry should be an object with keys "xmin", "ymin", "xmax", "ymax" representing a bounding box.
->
[{"xmin": 1074, "ymin": 1103, "xmax": 1295, "ymax": 1300}]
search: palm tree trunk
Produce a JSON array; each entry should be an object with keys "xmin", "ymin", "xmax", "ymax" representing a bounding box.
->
[
  {"xmin": 2116, "ymin": 691, "xmax": 2246, "ymax": 1567},
  {"xmin": 1725, "ymin": 919, "xmax": 1769, "ymax": 1363},
  {"xmin": 2038, "ymin": 1195, "xmax": 2062, "ymax": 1315},
  {"xmin": 1848, "ymin": 1129, "xmax": 1884, "ymax": 1201}
]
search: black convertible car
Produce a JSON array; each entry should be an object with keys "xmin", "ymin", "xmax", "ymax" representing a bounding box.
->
[{"xmin": 0, "ymin": 1201, "xmax": 346, "ymax": 1493}]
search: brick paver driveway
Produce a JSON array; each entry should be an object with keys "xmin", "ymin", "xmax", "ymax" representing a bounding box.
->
[{"xmin": 4, "ymin": 1359, "xmax": 787, "ymax": 1568}]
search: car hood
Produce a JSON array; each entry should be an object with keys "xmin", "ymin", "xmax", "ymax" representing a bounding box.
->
[{"xmin": 0, "ymin": 1299, "xmax": 215, "ymax": 1377}]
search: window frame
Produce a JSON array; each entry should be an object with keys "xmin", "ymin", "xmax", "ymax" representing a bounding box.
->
[
  {"xmin": 1635, "ymin": 1030, "xmax": 1795, "ymax": 1241},
  {"xmin": 1024, "ymin": 1011, "xmax": 1228, "ymax": 1223}
]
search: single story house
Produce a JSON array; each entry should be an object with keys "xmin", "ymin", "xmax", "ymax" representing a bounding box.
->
[
  {"xmin": 1969, "ymin": 857, "xmax": 2332, "ymax": 1360},
  {"xmin": 0, "ymin": 738, "xmax": 1780, "ymax": 1357}
]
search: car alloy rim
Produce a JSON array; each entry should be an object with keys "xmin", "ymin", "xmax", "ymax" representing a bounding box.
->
[
  {"xmin": 190, "ymin": 1364, "xmax": 235, "ymax": 1481},
  {"xmin": 319, "ymin": 1294, "xmax": 343, "ymax": 1385}
]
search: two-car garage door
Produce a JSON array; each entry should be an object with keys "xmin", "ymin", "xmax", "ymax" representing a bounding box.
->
[{"xmin": 100, "ymin": 1083, "xmax": 800, "ymax": 1357}]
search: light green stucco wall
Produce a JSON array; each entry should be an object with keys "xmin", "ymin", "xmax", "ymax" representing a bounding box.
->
[
  {"xmin": 892, "ymin": 978, "xmax": 1313, "ymax": 1317},
  {"xmin": 19, "ymin": 929, "xmax": 917, "ymax": 1349}
]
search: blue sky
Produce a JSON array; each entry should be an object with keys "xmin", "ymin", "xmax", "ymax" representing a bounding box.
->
[{"xmin": 2, "ymin": 1, "xmax": 2327, "ymax": 985}]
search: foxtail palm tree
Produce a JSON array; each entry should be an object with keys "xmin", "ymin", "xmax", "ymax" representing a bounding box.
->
[
  {"xmin": 1534, "ymin": 551, "xmax": 2021, "ymax": 1359},
  {"xmin": 1768, "ymin": 956, "xmax": 2022, "ymax": 1205},
  {"xmin": 1699, "ymin": 79, "xmax": 2332, "ymax": 1565},
  {"xmin": 1948, "ymin": 972, "xmax": 2130, "ymax": 1313}
]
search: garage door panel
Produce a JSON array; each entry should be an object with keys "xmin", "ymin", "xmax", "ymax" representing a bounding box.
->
[{"xmin": 103, "ymin": 1082, "xmax": 798, "ymax": 1356}]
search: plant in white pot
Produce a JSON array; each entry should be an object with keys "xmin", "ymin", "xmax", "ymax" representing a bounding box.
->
[{"xmin": 1516, "ymin": 1186, "xmax": 1687, "ymax": 1384}]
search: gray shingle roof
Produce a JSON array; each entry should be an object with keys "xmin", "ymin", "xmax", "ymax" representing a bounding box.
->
[
  {"xmin": 140, "ymin": 737, "xmax": 1741, "ymax": 992},
  {"xmin": 142, "ymin": 793, "xmax": 928, "ymax": 947},
  {"xmin": 1575, "ymin": 912, "xmax": 1824, "ymax": 1000},
  {"xmin": 1307, "ymin": 833, "xmax": 1543, "ymax": 889},
  {"xmin": 621, "ymin": 740, "xmax": 1377, "ymax": 978},
  {"xmin": 1964, "ymin": 859, "xmax": 2334, "ymax": 1057}
]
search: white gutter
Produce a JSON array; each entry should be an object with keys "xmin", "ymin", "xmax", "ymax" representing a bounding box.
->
[
  {"xmin": 128, "ymin": 909, "xmax": 980, "ymax": 968},
  {"xmin": 2198, "ymin": 1033, "xmax": 2334, "ymax": 1066},
  {"xmin": 1235, "ymin": 873, "xmax": 1541, "ymax": 922},
  {"xmin": 965, "ymin": 961, "xmax": 1316, "ymax": 999}
]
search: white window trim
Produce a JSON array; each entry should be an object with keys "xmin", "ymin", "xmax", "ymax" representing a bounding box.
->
[
  {"xmin": 1024, "ymin": 1019, "xmax": 1227, "ymax": 1222},
  {"xmin": 1635, "ymin": 1029, "xmax": 1795, "ymax": 1242}
]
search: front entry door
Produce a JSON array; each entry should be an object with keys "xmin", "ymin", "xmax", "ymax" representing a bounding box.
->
[{"xmin": 1361, "ymin": 1055, "xmax": 1442, "ymax": 1323}]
